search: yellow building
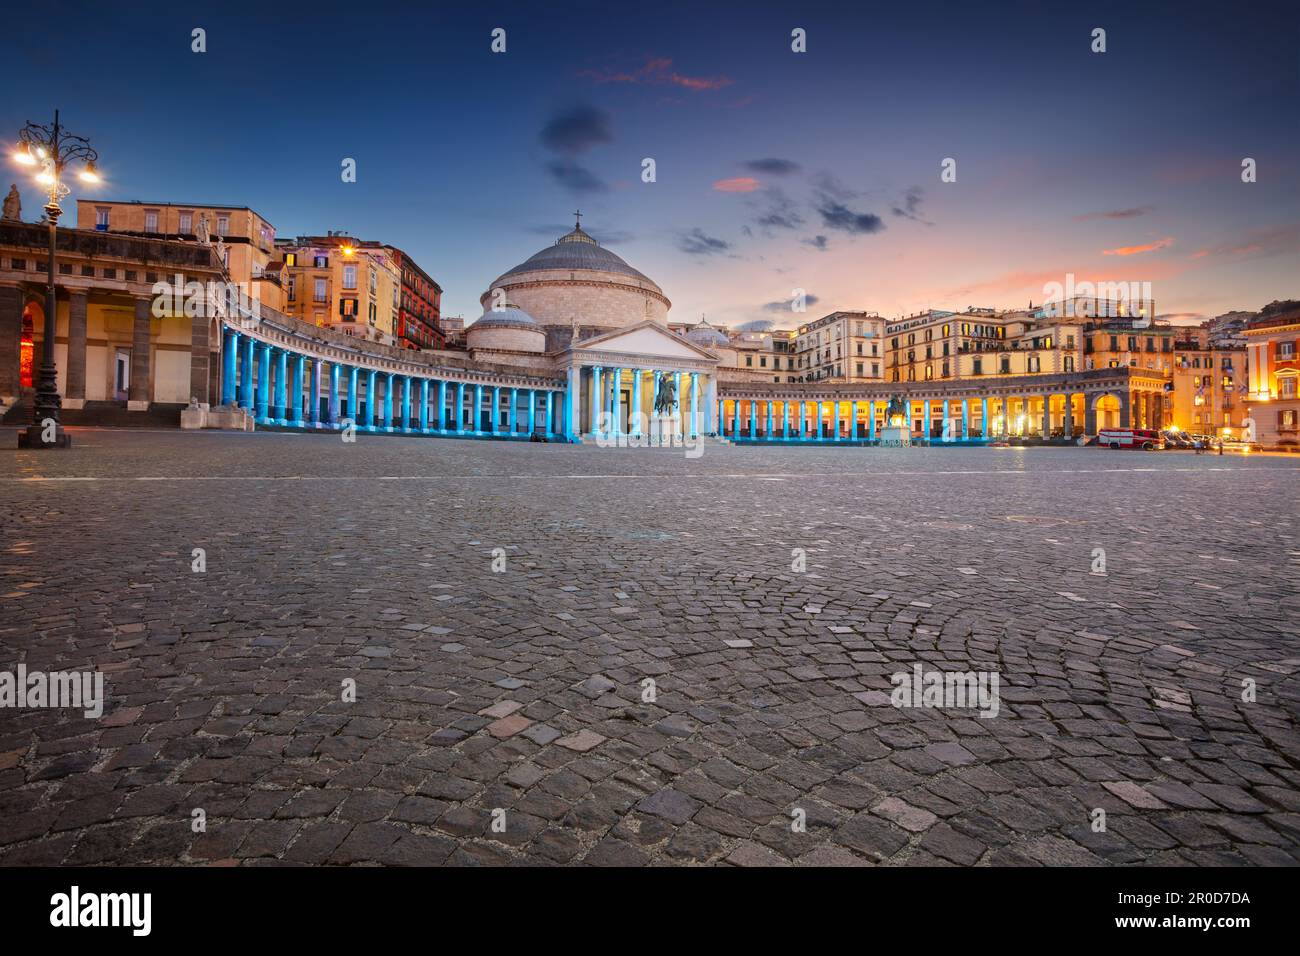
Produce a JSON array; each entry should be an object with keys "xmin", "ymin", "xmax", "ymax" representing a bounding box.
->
[
  {"xmin": 1243, "ymin": 306, "xmax": 1300, "ymax": 447},
  {"xmin": 887, "ymin": 307, "xmax": 1084, "ymax": 383},
  {"xmin": 74, "ymin": 200, "xmax": 285, "ymax": 311},
  {"xmin": 276, "ymin": 234, "xmax": 401, "ymax": 346}
]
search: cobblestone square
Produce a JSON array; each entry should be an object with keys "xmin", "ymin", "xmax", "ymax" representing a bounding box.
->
[{"xmin": 1, "ymin": 430, "xmax": 1298, "ymax": 866}]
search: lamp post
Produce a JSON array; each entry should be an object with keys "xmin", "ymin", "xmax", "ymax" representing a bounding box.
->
[{"xmin": 12, "ymin": 110, "xmax": 100, "ymax": 448}]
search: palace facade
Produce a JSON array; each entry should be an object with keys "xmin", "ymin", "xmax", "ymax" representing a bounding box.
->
[{"xmin": 1, "ymin": 211, "xmax": 1286, "ymax": 447}]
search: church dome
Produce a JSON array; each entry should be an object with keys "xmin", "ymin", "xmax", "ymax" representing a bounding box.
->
[
  {"xmin": 466, "ymin": 303, "xmax": 545, "ymax": 353},
  {"xmin": 469, "ymin": 304, "xmax": 538, "ymax": 329},
  {"xmin": 480, "ymin": 216, "xmax": 671, "ymax": 332},
  {"xmin": 686, "ymin": 318, "xmax": 730, "ymax": 349},
  {"xmin": 498, "ymin": 225, "xmax": 658, "ymax": 286}
]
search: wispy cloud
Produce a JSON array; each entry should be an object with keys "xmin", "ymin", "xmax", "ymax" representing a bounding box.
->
[
  {"xmin": 801, "ymin": 235, "xmax": 829, "ymax": 251},
  {"xmin": 814, "ymin": 174, "xmax": 886, "ymax": 235},
  {"xmin": 763, "ymin": 294, "xmax": 819, "ymax": 313},
  {"xmin": 678, "ymin": 228, "xmax": 731, "ymax": 255},
  {"xmin": 714, "ymin": 177, "xmax": 760, "ymax": 193},
  {"xmin": 1189, "ymin": 223, "xmax": 1300, "ymax": 261},
  {"xmin": 539, "ymin": 105, "xmax": 612, "ymax": 194},
  {"xmin": 1074, "ymin": 206, "xmax": 1153, "ymax": 221},
  {"xmin": 742, "ymin": 158, "xmax": 801, "ymax": 176},
  {"xmin": 749, "ymin": 186, "xmax": 805, "ymax": 233},
  {"xmin": 579, "ymin": 56, "xmax": 732, "ymax": 92},
  {"xmin": 1102, "ymin": 237, "xmax": 1174, "ymax": 256},
  {"xmin": 890, "ymin": 186, "xmax": 929, "ymax": 224}
]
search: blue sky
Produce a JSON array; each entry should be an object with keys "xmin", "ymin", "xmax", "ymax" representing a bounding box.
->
[{"xmin": 3, "ymin": 0, "xmax": 1296, "ymax": 327}]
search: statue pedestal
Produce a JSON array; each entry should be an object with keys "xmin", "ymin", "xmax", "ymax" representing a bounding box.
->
[
  {"xmin": 649, "ymin": 413, "xmax": 681, "ymax": 446},
  {"xmin": 879, "ymin": 425, "xmax": 911, "ymax": 447}
]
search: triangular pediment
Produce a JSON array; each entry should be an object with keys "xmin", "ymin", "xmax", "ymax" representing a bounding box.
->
[{"xmin": 571, "ymin": 321, "xmax": 718, "ymax": 362}]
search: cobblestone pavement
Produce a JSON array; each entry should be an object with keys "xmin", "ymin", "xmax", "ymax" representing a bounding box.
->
[{"xmin": 1, "ymin": 428, "xmax": 1298, "ymax": 866}]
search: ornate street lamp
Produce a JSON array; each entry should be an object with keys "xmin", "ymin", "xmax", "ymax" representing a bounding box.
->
[{"xmin": 12, "ymin": 110, "xmax": 100, "ymax": 448}]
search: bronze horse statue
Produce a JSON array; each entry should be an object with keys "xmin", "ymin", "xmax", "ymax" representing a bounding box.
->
[{"xmin": 653, "ymin": 372, "xmax": 676, "ymax": 414}]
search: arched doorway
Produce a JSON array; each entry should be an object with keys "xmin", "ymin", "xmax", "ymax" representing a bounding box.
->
[
  {"xmin": 19, "ymin": 301, "xmax": 41, "ymax": 389},
  {"xmin": 1091, "ymin": 392, "xmax": 1122, "ymax": 430}
]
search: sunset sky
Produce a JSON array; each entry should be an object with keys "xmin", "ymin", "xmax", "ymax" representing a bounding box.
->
[{"xmin": 3, "ymin": 0, "xmax": 1296, "ymax": 328}]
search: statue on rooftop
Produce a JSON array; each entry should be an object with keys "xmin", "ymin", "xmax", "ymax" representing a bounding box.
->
[
  {"xmin": 196, "ymin": 213, "xmax": 211, "ymax": 245},
  {"xmin": 2, "ymin": 185, "xmax": 21, "ymax": 222}
]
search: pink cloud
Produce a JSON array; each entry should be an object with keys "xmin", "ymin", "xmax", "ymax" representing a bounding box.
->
[
  {"xmin": 713, "ymin": 177, "xmax": 760, "ymax": 193},
  {"xmin": 1102, "ymin": 237, "xmax": 1175, "ymax": 256},
  {"xmin": 579, "ymin": 56, "xmax": 732, "ymax": 92}
]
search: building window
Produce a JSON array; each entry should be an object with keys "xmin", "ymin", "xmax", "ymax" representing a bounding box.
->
[
  {"xmin": 973, "ymin": 358, "xmax": 983, "ymax": 375},
  {"xmin": 1064, "ymin": 356, "xmax": 1074, "ymax": 372},
  {"xmin": 287, "ymin": 276, "xmax": 296, "ymax": 300},
  {"xmin": 1001, "ymin": 357, "xmax": 1011, "ymax": 374},
  {"xmin": 95, "ymin": 207, "xmax": 110, "ymax": 230},
  {"xmin": 313, "ymin": 278, "xmax": 326, "ymax": 302},
  {"xmin": 179, "ymin": 211, "xmax": 192, "ymax": 234},
  {"xmin": 285, "ymin": 252, "xmax": 297, "ymax": 267},
  {"xmin": 343, "ymin": 264, "xmax": 357, "ymax": 289},
  {"xmin": 1282, "ymin": 378, "xmax": 1298, "ymax": 399},
  {"xmin": 1028, "ymin": 356, "xmax": 1040, "ymax": 373},
  {"xmin": 144, "ymin": 210, "xmax": 159, "ymax": 233},
  {"xmin": 1279, "ymin": 341, "xmax": 1296, "ymax": 358},
  {"xmin": 216, "ymin": 215, "xmax": 229, "ymax": 237},
  {"xmin": 314, "ymin": 255, "xmax": 327, "ymax": 269}
]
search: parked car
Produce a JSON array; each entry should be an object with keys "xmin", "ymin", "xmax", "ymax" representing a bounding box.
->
[{"xmin": 1161, "ymin": 430, "xmax": 1193, "ymax": 449}]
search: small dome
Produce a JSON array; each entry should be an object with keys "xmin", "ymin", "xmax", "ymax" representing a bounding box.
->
[
  {"xmin": 470, "ymin": 304, "xmax": 538, "ymax": 329},
  {"xmin": 686, "ymin": 318, "xmax": 730, "ymax": 349}
]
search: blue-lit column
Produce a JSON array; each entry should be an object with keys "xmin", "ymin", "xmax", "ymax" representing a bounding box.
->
[
  {"xmin": 418, "ymin": 379, "xmax": 429, "ymax": 431},
  {"xmin": 490, "ymin": 386, "xmax": 500, "ymax": 436},
  {"xmin": 716, "ymin": 399, "xmax": 722, "ymax": 437},
  {"xmin": 527, "ymin": 388, "xmax": 536, "ymax": 436},
  {"xmin": 291, "ymin": 354, "xmax": 304, "ymax": 425},
  {"xmin": 690, "ymin": 374, "xmax": 700, "ymax": 438},
  {"xmin": 868, "ymin": 400, "xmax": 876, "ymax": 442},
  {"xmin": 733, "ymin": 398, "xmax": 741, "ymax": 439},
  {"xmin": 437, "ymin": 380, "xmax": 447, "ymax": 431},
  {"xmin": 364, "ymin": 370, "xmax": 377, "ymax": 430},
  {"xmin": 328, "ymin": 363, "xmax": 340, "ymax": 426},
  {"xmin": 833, "ymin": 402, "xmax": 843, "ymax": 442},
  {"xmin": 471, "ymin": 383, "xmax": 482, "ymax": 434},
  {"xmin": 239, "ymin": 336, "xmax": 254, "ymax": 409},
  {"xmin": 961, "ymin": 399, "xmax": 970, "ymax": 439},
  {"xmin": 307, "ymin": 360, "xmax": 320, "ymax": 425},
  {"xmin": 347, "ymin": 367, "xmax": 358, "ymax": 423},
  {"xmin": 922, "ymin": 399, "xmax": 931, "ymax": 441},
  {"xmin": 274, "ymin": 349, "xmax": 288, "ymax": 423},
  {"xmin": 255, "ymin": 343, "xmax": 271, "ymax": 423},
  {"xmin": 607, "ymin": 368, "xmax": 620, "ymax": 438},
  {"xmin": 673, "ymin": 371, "xmax": 682, "ymax": 437},
  {"xmin": 565, "ymin": 368, "xmax": 580, "ymax": 440},
  {"xmin": 401, "ymin": 376, "xmax": 412, "ymax": 432},
  {"xmin": 782, "ymin": 401, "xmax": 790, "ymax": 440},
  {"xmin": 383, "ymin": 374, "xmax": 395, "ymax": 431},
  {"xmin": 544, "ymin": 390, "xmax": 554, "ymax": 438},
  {"xmin": 749, "ymin": 399, "xmax": 756, "ymax": 439},
  {"xmin": 765, "ymin": 399, "xmax": 773, "ymax": 438},
  {"xmin": 942, "ymin": 399, "xmax": 951, "ymax": 442},
  {"xmin": 981, "ymin": 397, "xmax": 990, "ymax": 438},
  {"xmin": 631, "ymin": 370, "xmax": 643, "ymax": 438},
  {"xmin": 589, "ymin": 367, "xmax": 602, "ymax": 436},
  {"xmin": 222, "ymin": 329, "xmax": 239, "ymax": 405},
  {"xmin": 851, "ymin": 401, "xmax": 859, "ymax": 441},
  {"xmin": 455, "ymin": 382, "xmax": 465, "ymax": 433},
  {"xmin": 507, "ymin": 387, "xmax": 517, "ymax": 434}
]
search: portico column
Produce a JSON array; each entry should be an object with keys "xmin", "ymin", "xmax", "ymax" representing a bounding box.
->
[
  {"xmin": 468, "ymin": 382, "xmax": 479, "ymax": 433},
  {"xmin": 380, "ymin": 373, "xmax": 392, "ymax": 430},
  {"xmin": 566, "ymin": 367, "xmax": 580, "ymax": 439},
  {"xmin": 491, "ymin": 385, "xmax": 500, "ymax": 435},
  {"xmin": 868, "ymin": 400, "xmax": 876, "ymax": 442},
  {"xmin": 765, "ymin": 397, "xmax": 773, "ymax": 438},
  {"xmin": 255, "ymin": 343, "xmax": 271, "ymax": 422},
  {"xmin": 402, "ymin": 376, "xmax": 412, "ymax": 431},
  {"xmin": 734, "ymin": 397, "xmax": 742, "ymax": 438},
  {"xmin": 749, "ymin": 398, "xmax": 756, "ymax": 439},
  {"xmin": 275, "ymin": 349, "xmax": 289, "ymax": 423},
  {"xmin": 365, "ymin": 370, "xmax": 377, "ymax": 429},
  {"xmin": 348, "ymin": 367, "xmax": 359, "ymax": 423},
  {"xmin": 239, "ymin": 336, "xmax": 254, "ymax": 409},
  {"xmin": 942, "ymin": 399, "xmax": 951, "ymax": 442},
  {"xmin": 850, "ymin": 401, "xmax": 858, "ymax": 441},
  {"xmin": 706, "ymin": 375, "xmax": 718, "ymax": 434},
  {"xmin": 420, "ymin": 379, "xmax": 430, "ymax": 432},
  {"xmin": 609, "ymin": 368, "xmax": 621, "ymax": 437},
  {"xmin": 129, "ymin": 296, "xmax": 152, "ymax": 410},
  {"xmin": 328, "ymin": 362, "xmax": 340, "ymax": 426},
  {"xmin": 288, "ymin": 354, "xmax": 303, "ymax": 425},
  {"xmin": 222, "ymin": 330, "xmax": 239, "ymax": 406},
  {"xmin": 1062, "ymin": 392, "xmax": 1073, "ymax": 440},
  {"xmin": 528, "ymin": 388, "xmax": 536, "ymax": 435},
  {"xmin": 962, "ymin": 399, "xmax": 970, "ymax": 439},
  {"xmin": 508, "ymin": 387, "xmax": 517, "ymax": 433},
  {"xmin": 544, "ymin": 391, "xmax": 554, "ymax": 437},
  {"xmin": 1042, "ymin": 395, "xmax": 1051, "ymax": 439},
  {"xmin": 921, "ymin": 399, "xmax": 930, "ymax": 441},
  {"xmin": 981, "ymin": 397, "xmax": 989, "ymax": 438},
  {"xmin": 673, "ymin": 371, "xmax": 683, "ymax": 435},
  {"xmin": 437, "ymin": 380, "xmax": 447, "ymax": 431},
  {"xmin": 632, "ymin": 370, "xmax": 644, "ymax": 438},
  {"xmin": 589, "ymin": 366, "xmax": 602, "ymax": 435},
  {"xmin": 691, "ymin": 373, "xmax": 700, "ymax": 438},
  {"xmin": 783, "ymin": 401, "xmax": 790, "ymax": 439},
  {"xmin": 453, "ymin": 382, "xmax": 463, "ymax": 432}
]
